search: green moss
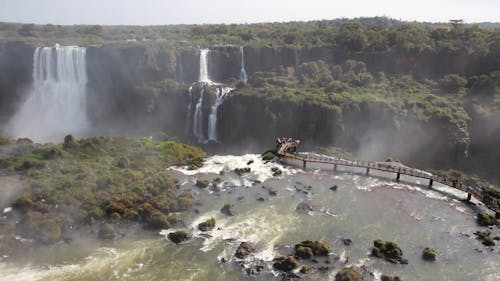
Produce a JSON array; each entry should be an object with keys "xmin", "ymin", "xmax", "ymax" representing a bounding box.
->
[
  {"xmin": 295, "ymin": 240, "xmax": 331, "ymax": 256},
  {"xmin": 422, "ymin": 247, "xmax": 436, "ymax": 261},
  {"xmin": 261, "ymin": 151, "xmax": 276, "ymax": 161},
  {"xmin": 195, "ymin": 179, "xmax": 210, "ymax": 188},
  {"xmin": 335, "ymin": 266, "xmax": 363, "ymax": 281},
  {"xmin": 477, "ymin": 212, "xmax": 496, "ymax": 226},
  {"xmin": 295, "ymin": 245, "xmax": 314, "ymax": 259}
]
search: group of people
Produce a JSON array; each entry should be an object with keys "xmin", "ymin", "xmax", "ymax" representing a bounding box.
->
[{"xmin": 276, "ymin": 137, "xmax": 300, "ymax": 153}]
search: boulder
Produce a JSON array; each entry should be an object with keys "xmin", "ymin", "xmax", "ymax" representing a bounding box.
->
[
  {"xmin": 335, "ymin": 266, "xmax": 363, "ymax": 281},
  {"xmin": 221, "ymin": 204, "xmax": 234, "ymax": 216},
  {"xmin": 198, "ymin": 218, "xmax": 216, "ymax": 232},
  {"xmin": 168, "ymin": 230, "xmax": 189, "ymax": 244},
  {"xmin": 235, "ymin": 241, "xmax": 255, "ymax": 259},
  {"xmin": 295, "ymin": 202, "xmax": 314, "ymax": 214},
  {"xmin": 381, "ymin": 275, "xmax": 402, "ymax": 281},
  {"xmin": 330, "ymin": 185, "xmax": 338, "ymax": 191},
  {"xmin": 422, "ymin": 247, "xmax": 436, "ymax": 261},
  {"xmin": 295, "ymin": 240, "xmax": 331, "ymax": 256},
  {"xmin": 299, "ymin": 265, "xmax": 316, "ymax": 274},
  {"xmin": 98, "ymin": 223, "xmax": 117, "ymax": 240},
  {"xmin": 273, "ymin": 255, "xmax": 299, "ymax": 272},
  {"xmin": 371, "ymin": 240, "xmax": 407, "ymax": 264},
  {"xmin": 295, "ymin": 245, "xmax": 314, "ymax": 259}
]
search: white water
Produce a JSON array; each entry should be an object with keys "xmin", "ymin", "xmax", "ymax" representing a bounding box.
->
[
  {"xmin": 184, "ymin": 86, "xmax": 193, "ymax": 135},
  {"xmin": 7, "ymin": 45, "xmax": 89, "ymax": 143},
  {"xmin": 193, "ymin": 88, "xmax": 205, "ymax": 142},
  {"xmin": 199, "ymin": 49, "xmax": 211, "ymax": 83},
  {"xmin": 239, "ymin": 46, "xmax": 247, "ymax": 83},
  {"xmin": 207, "ymin": 87, "xmax": 232, "ymax": 142}
]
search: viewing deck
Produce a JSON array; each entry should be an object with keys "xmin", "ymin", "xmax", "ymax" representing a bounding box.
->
[{"xmin": 276, "ymin": 138, "xmax": 500, "ymax": 215}]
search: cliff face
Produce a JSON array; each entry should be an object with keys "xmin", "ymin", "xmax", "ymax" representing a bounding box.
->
[
  {"xmin": 0, "ymin": 42, "xmax": 35, "ymax": 125},
  {"xmin": 0, "ymin": 41, "xmax": 495, "ymax": 173}
]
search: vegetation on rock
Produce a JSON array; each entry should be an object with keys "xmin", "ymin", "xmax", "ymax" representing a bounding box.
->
[
  {"xmin": 422, "ymin": 247, "xmax": 437, "ymax": 261},
  {"xmin": 371, "ymin": 239, "xmax": 407, "ymax": 264},
  {"xmin": 195, "ymin": 179, "xmax": 210, "ymax": 188},
  {"xmin": 0, "ymin": 136, "xmax": 203, "ymax": 244},
  {"xmin": 167, "ymin": 230, "xmax": 189, "ymax": 244},
  {"xmin": 294, "ymin": 240, "xmax": 332, "ymax": 257},
  {"xmin": 273, "ymin": 255, "xmax": 299, "ymax": 272},
  {"xmin": 198, "ymin": 218, "xmax": 216, "ymax": 231},
  {"xmin": 335, "ymin": 266, "xmax": 363, "ymax": 281},
  {"xmin": 477, "ymin": 212, "xmax": 496, "ymax": 226}
]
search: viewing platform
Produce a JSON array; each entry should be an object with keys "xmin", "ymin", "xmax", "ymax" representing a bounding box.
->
[{"xmin": 276, "ymin": 138, "xmax": 500, "ymax": 216}]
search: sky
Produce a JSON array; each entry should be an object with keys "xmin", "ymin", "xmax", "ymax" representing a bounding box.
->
[{"xmin": 0, "ymin": 0, "xmax": 498, "ymax": 25}]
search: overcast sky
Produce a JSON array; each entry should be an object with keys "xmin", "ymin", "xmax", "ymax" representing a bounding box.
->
[{"xmin": 0, "ymin": 0, "xmax": 498, "ymax": 25}]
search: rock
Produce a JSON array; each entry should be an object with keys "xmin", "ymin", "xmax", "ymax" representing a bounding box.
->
[
  {"xmin": 221, "ymin": 204, "xmax": 234, "ymax": 216},
  {"xmin": 343, "ymin": 238, "xmax": 353, "ymax": 246},
  {"xmin": 16, "ymin": 138, "xmax": 33, "ymax": 145},
  {"xmin": 257, "ymin": 197, "xmax": 265, "ymax": 202},
  {"xmin": 295, "ymin": 202, "xmax": 314, "ymax": 214},
  {"xmin": 295, "ymin": 245, "xmax": 314, "ymax": 259},
  {"xmin": 98, "ymin": 223, "xmax": 117, "ymax": 240},
  {"xmin": 330, "ymin": 185, "xmax": 338, "ymax": 191},
  {"xmin": 381, "ymin": 275, "xmax": 402, "ymax": 281},
  {"xmin": 335, "ymin": 266, "xmax": 363, "ymax": 281},
  {"xmin": 195, "ymin": 179, "xmax": 209, "ymax": 188},
  {"xmin": 477, "ymin": 212, "xmax": 496, "ymax": 226},
  {"xmin": 198, "ymin": 218, "xmax": 216, "ymax": 232},
  {"xmin": 168, "ymin": 230, "xmax": 189, "ymax": 244},
  {"xmin": 295, "ymin": 240, "xmax": 331, "ymax": 256},
  {"xmin": 299, "ymin": 265, "xmax": 316, "ymax": 274},
  {"xmin": 273, "ymin": 255, "xmax": 299, "ymax": 272},
  {"xmin": 234, "ymin": 167, "xmax": 251, "ymax": 176},
  {"xmin": 371, "ymin": 239, "xmax": 406, "ymax": 264},
  {"xmin": 247, "ymin": 160, "xmax": 254, "ymax": 165},
  {"xmin": 422, "ymin": 247, "xmax": 436, "ymax": 261},
  {"xmin": 281, "ymin": 272, "xmax": 300, "ymax": 281},
  {"xmin": 235, "ymin": 242, "xmax": 255, "ymax": 259},
  {"xmin": 474, "ymin": 231, "xmax": 496, "ymax": 246},
  {"xmin": 267, "ymin": 186, "xmax": 278, "ymax": 196},
  {"xmin": 262, "ymin": 151, "xmax": 275, "ymax": 161}
]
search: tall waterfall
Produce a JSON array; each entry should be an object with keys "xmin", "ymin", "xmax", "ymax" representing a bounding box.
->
[
  {"xmin": 207, "ymin": 87, "xmax": 232, "ymax": 141},
  {"xmin": 239, "ymin": 46, "xmax": 248, "ymax": 83},
  {"xmin": 199, "ymin": 49, "xmax": 211, "ymax": 83},
  {"xmin": 193, "ymin": 88, "xmax": 205, "ymax": 142},
  {"xmin": 7, "ymin": 45, "xmax": 89, "ymax": 142}
]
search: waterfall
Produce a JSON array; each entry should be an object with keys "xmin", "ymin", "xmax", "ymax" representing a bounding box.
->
[
  {"xmin": 294, "ymin": 48, "xmax": 301, "ymax": 68},
  {"xmin": 7, "ymin": 45, "xmax": 89, "ymax": 142},
  {"xmin": 239, "ymin": 46, "xmax": 248, "ymax": 83},
  {"xmin": 199, "ymin": 49, "xmax": 211, "ymax": 83},
  {"xmin": 207, "ymin": 87, "xmax": 232, "ymax": 142},
  {"xmin": 193, "ymin": 88, "xmax": 205, "ymax": 142},
  {"xmin": 184, "ymin": 86, "xmax": 193, "ymax": 134}
]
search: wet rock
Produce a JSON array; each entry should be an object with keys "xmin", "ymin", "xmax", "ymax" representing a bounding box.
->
[
  {"xmin": 335, "ymin": 266, "xmax": 363, "ymax": 281},
  {"xmin": 221, "ymin": 204, "xmax": 234, "ymax": 216},
  {"xmin": 381, "ymin": 275, "xmax": 402, "ymax": 281},
  {"xmin": 474, "ymin": 231, "xmax": 496, "ymax": 246},
  {"xmin": 247, "ymin": 160, "xmax": 254, "ymax": 165},
  {"xmin": 371, "ymin": 240, "xmax": 407, "ymax": 264},
  {"xmin": 220, "ymin": 257, "xmax": 228, "ymax": 263},
  {"xmin": 422, "ymin": 247, "xmax": 436, "ymax": 261},
  {"xmin": 273, "ymin": 255, "xmax": 299, "ymax": 272},
  {"xmin": 330, "ymin": 185, "xmax": 338, "ymax": 191},
  {"xmin": 235, "ymin": 242, "xmax": 255, "ymax": 259},
  {"xmin": 295, "ymin": 240, "xmax": 331, "ymax": 256},
  {"xmin": 282, "ymin": 272, "xmax": 300, "ymax": 281},
  {"xmin": 245, "ymin": 265, "xmax": 265, "ymax": 276},
  {"xmin": 234, "ymin": 167, "xmax": 251, "ymax": 176},
  {"xmin": 317, "ymin": 266, "xmax": 332, "ymax": 272},
  {"xmin": 295, "ymin": 202, "xmax": 314, "ymax": 214},
  {"xmin": 295, "ymin": 245, "xmax": 314, "ymax": 259},
  {"xmin": 198, "ymin": 218, "xmax": 216, "ymax": 232},
  {"xmin": 299, "ymin": 265, "xmax": 316, "ymax": 274},
  {"xmin": 342, "ymin": 238, "xmax": 353, "ymax": 246},
  {"xmin": 477, "ymin": 212, "xmax": 496, "ymax": 226},
  {"xmin": 16, "ymin": 138, "xmax": 33, "ymax": 145},
  {"xmin": 257, "ymin": 197, "xmax": 265, "ymax": 202},
  {"xmin": 265, "ymin": 186, "xmax": 278, "ymax": 196},
  {"xmin": 98, "ymin": 223, "xmax": 117, "ymax": 240},
  {"xmin": 168, "ymin": 230, "xmax": 189, "ymax": 244},
  {"xmin": 195, "ymin": 179, "xmax": 210, "ymax": 188}
]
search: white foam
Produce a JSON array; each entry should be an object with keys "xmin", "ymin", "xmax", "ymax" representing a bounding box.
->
[{"xmin": 169, "ymin": 154, "xmax": 298, "ymax": 184}]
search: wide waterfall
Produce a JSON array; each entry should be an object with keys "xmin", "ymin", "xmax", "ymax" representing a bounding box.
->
[
  {"xmin": 207, "ymin": 87, "xmax": 232, "ymax": 141},
  {"xmin": 7, "ymin": 45, "xmax": 89, "ymax": 142},
  {"xmin": 239, "ymin": 46, "xmax": 248, "ymax": 83}
]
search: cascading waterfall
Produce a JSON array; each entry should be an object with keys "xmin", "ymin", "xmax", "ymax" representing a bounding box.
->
[
  {"xmin": 207, "ymin": 87, "xmax": 232, "ymax": 141},
  {"xmin": 199, "ymin": 49, "xmax": 211, "ymax": 83},
  {"xmin": 239, "ymin": 46, "xmax": 248, "ymax": 83},
  {"xmin": 193, "ymin": 88, "xmax": 205, "ymax": 142},
  {"xmin": 7, "ymin": 45, "xmax": 89, "ymax": 142}
]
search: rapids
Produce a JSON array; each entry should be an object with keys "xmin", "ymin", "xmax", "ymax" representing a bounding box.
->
[{"xmin": 0, "ymin": 154, "xmax": 498, "ymax": 281}]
